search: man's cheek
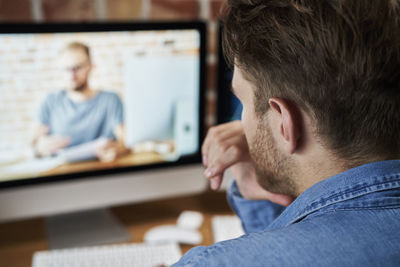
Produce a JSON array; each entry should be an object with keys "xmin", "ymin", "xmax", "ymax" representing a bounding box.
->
[{"xmin": 242, "ymin": 123, "xmax": 256, "ymax": 154}]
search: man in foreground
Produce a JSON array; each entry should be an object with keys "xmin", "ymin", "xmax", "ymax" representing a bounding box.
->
[
  {"xmin": 32, "ymin": 42, "xmax": 127, "ymax": 162},
  {"xmin": 174, "ymin": 0, "xmax": 400, "ymax": 266}
]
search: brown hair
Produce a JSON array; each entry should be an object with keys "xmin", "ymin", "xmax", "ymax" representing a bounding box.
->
[
  {"xmin": 63, "ymin": 41, "xmax": 91, "ymax": 61},
  {"xmin": 222, "ymin": 0, "xmax": 400, "ymax": 164}
]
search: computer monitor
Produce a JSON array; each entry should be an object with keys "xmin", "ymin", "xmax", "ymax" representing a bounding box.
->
[{"xmin": 0, "ymin": 22, "xmax": 207, "ymax": 230}]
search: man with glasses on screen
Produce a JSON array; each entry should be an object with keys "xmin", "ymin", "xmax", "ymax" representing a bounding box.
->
[
  {"xmin": 32, "ymin": 42, "xmax": 127, "ymax": 162},
  {"xmin": 174, "ymin": 0, "xmax": 400, "ymax": 266}
]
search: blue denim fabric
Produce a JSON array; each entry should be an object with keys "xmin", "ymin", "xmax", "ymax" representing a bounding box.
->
[{"xmin": 173, "ymin": 160, "xmax": 400, "ymax": 266}]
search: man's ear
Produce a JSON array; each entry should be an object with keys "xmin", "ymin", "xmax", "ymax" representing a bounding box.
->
[{"xmin": 268, "ymin": 98, "xmax": 301, "ymax": 154}]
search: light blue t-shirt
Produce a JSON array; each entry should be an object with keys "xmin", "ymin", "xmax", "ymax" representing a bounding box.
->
[{"xmin": 38, "ymin": 90, "xmax": 124, "ymax": 148}]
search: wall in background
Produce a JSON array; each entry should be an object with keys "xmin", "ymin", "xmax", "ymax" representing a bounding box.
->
[{"xmin": 0, "ymin": 0, "xmax": 225, "ymax": 127}]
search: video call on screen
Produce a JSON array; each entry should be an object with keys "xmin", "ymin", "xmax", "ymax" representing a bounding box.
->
[{"xmin": 0, "ymin": 29, "xmax": 201, "ymax": 183}]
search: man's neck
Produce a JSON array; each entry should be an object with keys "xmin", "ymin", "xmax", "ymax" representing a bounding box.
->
[
  {"xmin": 293, "ymin": 147, "xmax": 349, "ymax": 196},
  {"xmin": 294, "ymin": 148, "xmax": 388, "ymax": 196},
  {"xmin": 67, "ymin": 86, "xmax": 97, "ymax": 102}
]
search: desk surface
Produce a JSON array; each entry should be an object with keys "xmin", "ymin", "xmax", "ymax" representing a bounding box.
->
[
  {"xmin": 0, "ymin": 150, "xmax": 165, "ymax": 182},
  {"xmin": 0, "ymin": 190, "xmax": 233, "ymax": 267}
]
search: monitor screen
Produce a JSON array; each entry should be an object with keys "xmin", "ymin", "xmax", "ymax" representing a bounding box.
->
[{"xmin": 0, "ymin": 22, "xmax": 205, "ymax": 188}]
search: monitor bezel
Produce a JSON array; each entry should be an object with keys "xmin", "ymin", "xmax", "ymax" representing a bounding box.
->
[
  {"xmin": 217, "ymin": 22, "xmax": 234, "ymax": 125},
  {"xmin": 0, "ymin": 21, "xmax": 206, "ymax": 189}
]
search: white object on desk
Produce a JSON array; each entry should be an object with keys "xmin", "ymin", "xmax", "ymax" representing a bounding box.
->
[
  {"xmin": 176, "ymin": 210, "xmax": 204, "ymax": 230},
  {"xmin": 144, "ymin": 225, "xmax": 202, "ymax": 245},
  {"xmin": 144, "ymin": 210, "xmax": 204, "ymax": 245},
  {"xmin": 32, "ymin": 242, "xmax": 182, "ymax": 267},
  {"xmin": 211, "ymin": 215, "xmax": 245, "ymax": 243}
]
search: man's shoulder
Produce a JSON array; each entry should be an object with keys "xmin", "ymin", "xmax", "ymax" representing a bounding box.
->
[
  {"xmin": 97, "ymin": 90, "xmax": 121, "ymax": 100},
  {"xmin": 42, "ymin": 90, "xmax": 67, "ymax": 104},
  {"xmin": 175, "ymin": 208, "xmax": 400, "ymax": 266},
  {"xmin": 96, "ymin": 91, "xmax": 122, "ymax": 108}
]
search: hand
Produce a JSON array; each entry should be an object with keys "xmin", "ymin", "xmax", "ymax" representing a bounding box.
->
[
  {"xmin": 95, "ymin": 139, "xmax": 119, "ymax": 162},
  {"xmin": 36, "ymin": 135, "xmax": 71, "ymax": 157},
  {"xmin": 202, "ymin": 121, "xmax": 250, "ymax": 189},
  {"xmin": 202, "ymin": 121, "xmax": 293, "ymax": 206}
]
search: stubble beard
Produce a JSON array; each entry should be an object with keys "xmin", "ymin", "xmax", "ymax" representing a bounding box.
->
[
  {"xmin": 73, "ymin": 81, "xmax": 87, "ymax": 92},
  {"xmin": 249, "ymin": 120, "xmax": 298, "ymax": 197}
]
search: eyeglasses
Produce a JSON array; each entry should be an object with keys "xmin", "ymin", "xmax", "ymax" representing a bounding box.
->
[{"xmin": 63, "ymin": 61, "xmax": 90, "ymax": 73}]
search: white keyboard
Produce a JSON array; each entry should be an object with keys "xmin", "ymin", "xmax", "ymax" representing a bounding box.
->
[
  {"xmin": 211, "ymin": 215, "xmax": 245, "ymax": 243},
  {"xmin": 32, "ymin": 242, "xmax": 182, "ymax": 267}
]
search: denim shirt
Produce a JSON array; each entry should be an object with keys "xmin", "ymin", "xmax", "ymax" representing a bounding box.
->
[{"xmin": 173, "ymin": 160, "xmax": 400, "ymax": 266}]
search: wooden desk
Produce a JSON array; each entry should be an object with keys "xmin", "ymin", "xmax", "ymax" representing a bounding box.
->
[
  {"xmin": 0, "ymin": 190, "xmax": 234, "ymax": 267},
  {"xmin": 44, "ymin": 151, "xmax": 165, "ymax": 176},
  {"xmin": 0, "ymin": 151, "xmax": 165, "ymax": 182}
]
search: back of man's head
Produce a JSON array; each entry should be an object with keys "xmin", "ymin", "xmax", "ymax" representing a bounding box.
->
[{"xmin": 223, "ymin": 0, "xmax": 400, "ymax": 166}]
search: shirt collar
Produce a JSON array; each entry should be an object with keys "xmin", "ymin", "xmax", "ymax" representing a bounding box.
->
[{"xmin": 268, "ymin": 160, "xmax": 400, "ymax": 229}]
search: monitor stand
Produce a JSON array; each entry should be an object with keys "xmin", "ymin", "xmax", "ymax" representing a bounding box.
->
[{"xmin": 45, "ymin": 208, "xmax": 131, "ymax": 249}]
